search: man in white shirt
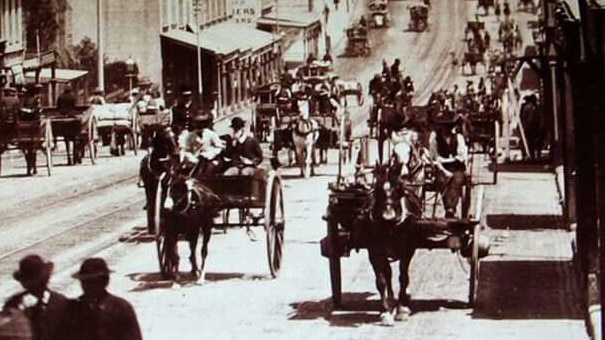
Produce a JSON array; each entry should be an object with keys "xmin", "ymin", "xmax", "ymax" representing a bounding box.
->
[{"xmin": 180, "ymin": 113, "xmax": 226, "ymax": 175}]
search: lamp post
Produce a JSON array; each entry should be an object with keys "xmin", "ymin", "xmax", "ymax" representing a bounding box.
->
[
  {"xmin": 125, "ymin": 56, "xmax": 136, "ymax": 102},
  {"xmin": 193, "ymin": 0, "xmax": 204, "ymax": 107}
]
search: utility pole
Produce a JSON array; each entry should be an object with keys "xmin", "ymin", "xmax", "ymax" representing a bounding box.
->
[
  {"xmin": 193, "ymin": 0, "xmax": 204, "ymax": 108},
  {"xmin": 97, "ymin": 0, "xmax": 105, "ymax": 91}
]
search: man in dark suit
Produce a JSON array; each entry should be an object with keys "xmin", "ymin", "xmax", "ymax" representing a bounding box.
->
[
  {"xmin": 56, "ymin": 85, "xmax": 77, "ymax": 117},
  {"xmin": 4, "ymin": 255, "xmax": 70, "ymax": 340},
  {"xmin": 223, "ymin": 117, "xmax": 263, "ymax": 176},
  {"xmin": 171, "ymin": 89, "xmax": 198, "ymax": 139},
  {"xmin": 67, "ymin": 258, "xmax": 142, "ymax": 340}
]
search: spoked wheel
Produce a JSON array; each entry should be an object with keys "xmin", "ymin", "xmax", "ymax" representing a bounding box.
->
[
  {"xmin": 44, "ymin": 120, "xmax": 53, "ymax": 176},
  {"xmin": 327, "ymin": 220, "xmax": 342, "ymax": 308},
  {"xmin": 468, "ymin": 184, "xmax": 485, "ymax": 306},
  {"xmin": 154, "ymin": 174, "xmax": 177, "ymax": 279},
  {"xmin": 266, "ymin": 173, "xmax": 285, "ymax": 278}
]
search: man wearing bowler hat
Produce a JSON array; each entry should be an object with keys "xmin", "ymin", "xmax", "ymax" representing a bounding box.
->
[
  {"xmin": 3, "ymin": 254, "xmax": 70, "ymax": 340},
  {"xmin": 67, "ymin": 258, "xmax": 142, "ymax": 340},
  {"xmin": 69, "ymin": 257, "xmax": 142, "ymax": 340},
  {"xmin": 223, "ymin": 117, "xmax": 263, "ymax": 176},
  {"xmin": 428, "ymin": 114, "xmax": 468, "ymax": 218},
  {"xmin": 171, "ymin": 88, "xmax": 198, "ymax": 139}
]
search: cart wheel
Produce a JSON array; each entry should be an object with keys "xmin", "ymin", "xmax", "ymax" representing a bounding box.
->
[
  {"xmin": 469, "ymin": 222, "xmax": 481, "ymax": 306},
  {"xmin": 131, "ymin": 130, "xmax": 138, "ymax": 156},
  {"xmin": 155, "ymin": 174, "xmax": 176, "ymax": 279},
  {"xmin": 327, "ymin": 220, "xmax": 342, "ymax": 308},
  {"xmin": 357, "ymin": 84, "xmax": 364, "ymax": 106},
  {"xmin": 266, "ymin": 174, "xmax": 285, "ymax": 278},
  {"xmin": 45, "ymin": 120, "xmax": 52, "ymax": 176},
  {"xmin": 88, "ymin": 118, "xmax": 97, "ymax": 165}
]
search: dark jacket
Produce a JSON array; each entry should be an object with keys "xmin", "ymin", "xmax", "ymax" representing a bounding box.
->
[
  {"xmin": 171, "ymin": 101, "xmax": 197, "ymax": 135},
  {"xmin": 4, "ymin": 290, "xmax": 70, "ymax": 340},
  {"xmin": 57, "ymin": 92, "xmax": 77, "ymax": 115},
  {"xmin": 66, "ymin": 292, "xmax": 142, "ymax": 340},
  {"xmin": 0, "ymin": 94, "xmax": 21, "ymax": 124},
  {"xmin": 234, "ymin": 135, "xmax": 263, "ymax": 166}
]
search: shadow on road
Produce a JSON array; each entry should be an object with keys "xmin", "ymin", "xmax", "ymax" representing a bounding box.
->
[
  {"xmin": 473, "ymin": 260, "xmax": 583, "ymax": 320},
  {"xmin": 486, "ymin": 214, "xmax": 565, "ymax": 230},
  {"xmin": 289, "ymin": 292, "xmax": 381, "ymax": 328},
  {"xmin": 126, "ymin": 271, "xmax": 272, "ymax": 292},
  {"xmin": 409, "ymin": 299, "xmax": 469, "ymax": 312}
]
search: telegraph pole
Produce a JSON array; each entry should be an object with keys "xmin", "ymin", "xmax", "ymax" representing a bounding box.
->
[
  {"xmin": 193, "ymin": 0, "xmax": 204, "ymax": 107},
  {"xmin": 97, "ymin": 0, "xmax": 105, "ymax": 91}
]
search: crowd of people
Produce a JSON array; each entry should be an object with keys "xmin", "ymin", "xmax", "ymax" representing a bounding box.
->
[{"xmin": 0, "ymin": 254, "xmax": 142, "ymax": 340}]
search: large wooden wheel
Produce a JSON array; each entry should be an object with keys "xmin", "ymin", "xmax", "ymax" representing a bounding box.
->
[
  {"xmin": 327, "ymin": 220, "xmax": 342, "ymax": 308},
  {"xmin": 44, "ymin": 119, "xmax": 53, "ymax": 176},
  {"xmin": 87, "ymin": 116, "xmax": 97, "ymax": 165},
  {"xmin": 154, "ymin": 173, "xmax": 177, "ymax": 279},
  {"xmin": 468, "ymin": 184, "xmax": 485, "ymax": 306},
  {"xmin": 265, "ymin": 172, "xmax": 285, "ymax": 278}
]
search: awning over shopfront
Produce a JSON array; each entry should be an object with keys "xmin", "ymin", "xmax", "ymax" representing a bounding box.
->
[
  {"xmin": 24, "ymin": 68, "xmax": 88, "ymax": 83},
  {"xmin": 161, "ymin": 22, "xmax": 279, "ymax": 58},
  {"xmin": 257, "ymin": 10, "xmax": 321, "ymax": 30},
  {"xmin": 160, "ymin": 28, "xmax": 241, "ymax": 57}
]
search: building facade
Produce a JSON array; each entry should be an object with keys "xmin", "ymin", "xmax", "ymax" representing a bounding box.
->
[
  {"xmin": 160, "ymin": 0, "xmax": 282, "ymax": 116},
  {"xmin": 0, "ymin": 0, "xmax": 24, "ymax": 85}
]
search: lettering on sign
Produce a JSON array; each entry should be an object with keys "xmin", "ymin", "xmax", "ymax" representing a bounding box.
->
[{"xmin": 231, "ymin": 0, "xmax": 260, "ymax": 26}]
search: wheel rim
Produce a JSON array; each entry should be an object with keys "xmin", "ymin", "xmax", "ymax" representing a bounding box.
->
[
  {"xmin": 155, "ymin": 175, "xmax": 175, "ymax": 278},
  {"xmin": 266, "ymin": 177, "xmax": 285, "ymax": 277}
]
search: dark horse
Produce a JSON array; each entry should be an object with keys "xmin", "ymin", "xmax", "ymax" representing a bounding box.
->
[
  {"xmin": 139, "ymin": 126, "xmax": 179, "ymax": 233},
  {"xmin": 360, "ymin": 160, "xmax": 424, "ymax": 325},
  {"xmin": 159, "ymin": 171, "xmax": 222, "ymax": 281}
]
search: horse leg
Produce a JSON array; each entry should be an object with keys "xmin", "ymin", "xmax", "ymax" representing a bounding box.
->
[
  {"xmin": 188, "ymin": 222, "xmax": 200, "ymax": 278},
  {"xmin": 199, "ymin": 217, "xmax": 213, "ymax": 283},
  {"xmin": 65, "ymin": 139, "xmax": 72, "ymax": 165},
  {"xmin": 369, "ymin": 249, "xmax": 394, "ymax": 326},
  {"xmin": 395, "ymin": 246, "xmax": 416, "ymax": 321},
  {"xmin": 166, "ymin": 224, "xmax": 180, "ymax": 280}
]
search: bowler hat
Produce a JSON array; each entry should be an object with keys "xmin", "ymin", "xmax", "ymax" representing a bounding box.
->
[
  {"xmin": 72, "ymin": 258, "xmax": 113, "ymax": 280},
  {"xmin": 229, "ymin": 117, "xmax": 246, "ymax": 130},
  {"xmin": 13, "ymin": 255, "xmax": 54, "ymax": 283}
]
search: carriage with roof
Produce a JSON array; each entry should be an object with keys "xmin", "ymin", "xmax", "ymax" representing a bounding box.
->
[
  {"xmin": 344, "ymin": 26, "xmax": 371, "ymax": 57},
  {"xmin": 368, "ymin": 0, "xmax": 390, "ymax": 28},
  {"xmin": 320, "ymin": 117, "xmax": 490, "ymax": 313},
  {"xmin": 408, "ymin": 3, "xmax": 429, "ymax": 32},
  {"xmin": 251, "ymin": 81, "xmax": 285, "ymax": 143}
]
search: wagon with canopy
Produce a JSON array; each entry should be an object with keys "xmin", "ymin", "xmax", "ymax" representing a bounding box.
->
[
  {"xmin": 369, "ymin": 0, "xmax": 390, "ymax": 28},
  {"xmin": 91, "ymin": 103, "xmax": 138, "ymax": 156}
]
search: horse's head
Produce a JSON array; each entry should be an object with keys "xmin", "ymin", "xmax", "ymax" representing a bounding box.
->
[
  {"xmin": 148, "ymin": 127, "xmax": 179, "ymax": 173},
  {"xmin": 164, "ymin": 174, "xmax": 221, "ymax": 215},
  {"xmin": 372, "ymin": 160, "xmax": 412, "ymax": 227}
]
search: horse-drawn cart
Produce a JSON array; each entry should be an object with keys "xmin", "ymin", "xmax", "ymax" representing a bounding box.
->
[
  {"xmin": 0, "ymin": 117, "xmax": 53, "ymax": 176},
  {"xmin": 369, "ymin": 0, "xmax": 390, "ymax": 28},
  {"xmin": 408, "ymin": 4, "xmax": 429, "ymax": 32},
  {"xmin": 92, "ymin": 103, "xmax": 138, "ymax": 156},
  {"xmin": 344, "ymin": 26, "xmax": 371, "ymax": 57},
  {"xmin": 252, "ymin": 82, "xmax": 282, "ymax": 142},
  {"xmin": 466, "ymin": 112, "xmax": 500, "ymax": 184},
  {"xmin": 335, "ymin": 78, "xmax": 364, "ymax": 107},
  {"xmin": 320, "ymin": 136, "xmax": 489, "ymax": 310},
  {"xmin": 43, "ymin": 106, "xmax": 97, "ymax": 166},
  {"xmin": 153, "ymin": 169, "xmax": 285, "ymax": 279}
]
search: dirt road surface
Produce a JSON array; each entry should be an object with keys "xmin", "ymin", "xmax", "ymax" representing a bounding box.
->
[{"xmin": 0, "ymin": 0, "xmax": 588, "ymax": 339}]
